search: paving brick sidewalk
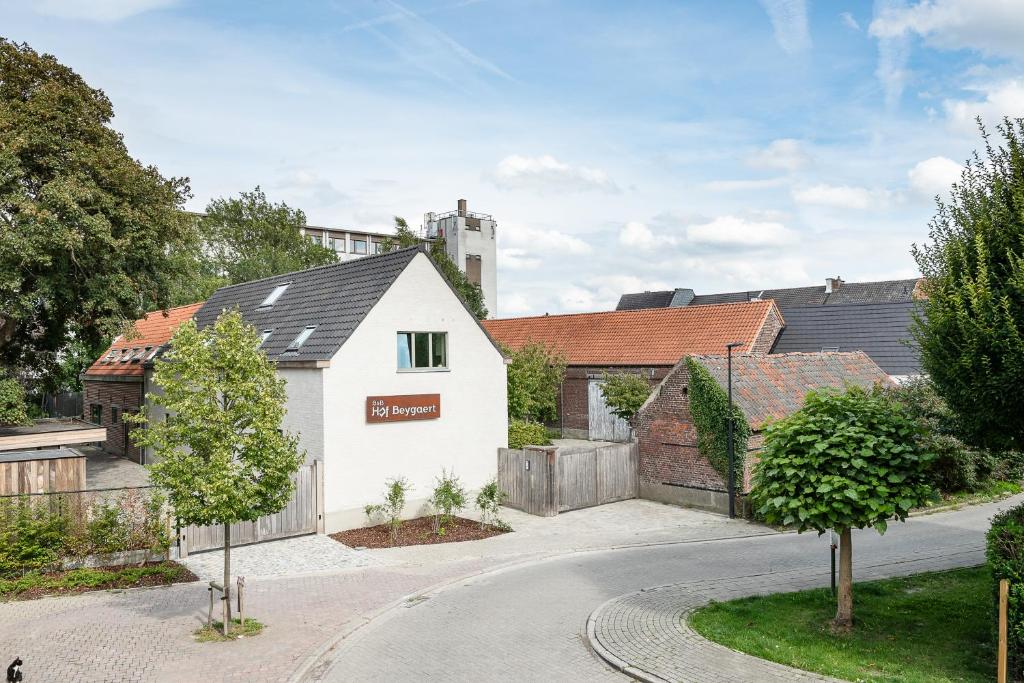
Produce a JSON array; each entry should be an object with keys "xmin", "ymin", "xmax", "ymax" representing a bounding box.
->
[{"xmin": 588, "ymin": 545, "xmax": 985, "ymax": 682}]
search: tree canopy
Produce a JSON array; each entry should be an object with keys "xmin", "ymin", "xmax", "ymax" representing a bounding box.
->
[
  {"xmin": 751, "ymin": 386, "xmax": 932, "ymax": 628},
  {"xmin": 599, "ymin": 372, "xmax": 652, "ymax": 422},
  {"xmin": 0, "ymin": 39, "xmax": 194, "ymax": 376},
  {"xmin": 912, "ymin": 118, "xmax": 1024, "ymax": 451},
  {"xmin": 505, "ymin": 342, "xmax": 566, "ymax": 424}
]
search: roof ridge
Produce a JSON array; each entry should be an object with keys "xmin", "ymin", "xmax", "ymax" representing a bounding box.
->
[{"xmin": 489, "ymin": 298, "xmax": 771, "ymax": 323}]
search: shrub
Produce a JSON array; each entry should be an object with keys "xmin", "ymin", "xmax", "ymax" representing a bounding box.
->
[
  {"xmin": 686, "ymin": 358, "xmax": 750, "ymax": 484},
  {"xmin": 475, "ymin": 479, "xmax": 509, "ymax": 531},
  {"xmin": 0, "ymin": 376, "xmax": 29, "ymax": 426},
  {"xmin": 599, "ymin": 372, "xmax": 652, "ymax": 423},
  {"xmin": 508, "ymin": 420, "xmax": 551, "ymax": 449},
  {"xmin": 986, "ymin": 503, "xmax": 1024, "ymax": 681},
  {"xmin": 505, "ymin": 343, "xmax": 566, "ymax": 423},
  {"xmin": 364, "ymin": 478, "xmax": 410, "ymax": 541},
  {"xmin": 430, "ymin": 469, "xmax": 467, "ymax": 535}
]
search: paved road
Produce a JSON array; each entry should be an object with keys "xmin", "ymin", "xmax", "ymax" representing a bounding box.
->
[{"xmin": 312, "ymin": 498, "xmax": 1013, "ymax": 682}]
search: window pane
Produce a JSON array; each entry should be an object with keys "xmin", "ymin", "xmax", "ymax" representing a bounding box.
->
[
  {"xmin": 431, "ymin": 333, "xmax": 447, "ymax": 368},
  {"xmin": 414, "ymin": 332, "xmax": 430, "ymax": 368},
  {"xmin": 397, "ymin": 333, "xmax": 412, "ymax": 369},
  {"xmin": 353, "ymin": 240, "xmax": 367, "ymax": 254}
]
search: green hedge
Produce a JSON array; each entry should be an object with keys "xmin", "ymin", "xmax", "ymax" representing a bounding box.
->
[
  {"xmin": 686, "ymin": 358, "xmax": 750, "ymax": 484},
  {"xmin": 508, "ymin": 420, "xmax": 551, "ymax": 449},
  {"xmin": 986, "ymin": 502, "xmax": 1024, "ymax": 681}
]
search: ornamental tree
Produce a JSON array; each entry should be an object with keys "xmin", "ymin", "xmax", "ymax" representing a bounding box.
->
[
  {"xmin": 128, "ymin": 309, "xmax": 303, "ymax": 623},
  {"xmin": 505, "ymin": 342, "xmax": 566, "ymax": 424},
  {"xmin": 0, "ymin": 39, "xmax": 194, "ymax": 374},
  {"xmin": 599, "ymin": 372, "xmax": 652, "ymax": 423},
  {"xmin": 750, "ymin": 386, "xmax": 932, "ymax": 630},
  {"xmin": 912, "ymin": 119, "xmax": 1024, "ymax": 451}
]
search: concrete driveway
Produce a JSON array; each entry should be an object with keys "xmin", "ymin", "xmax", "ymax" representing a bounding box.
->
[{"xmin": 81, "ymin": 445, "xmax": 150, "ymax": 490}]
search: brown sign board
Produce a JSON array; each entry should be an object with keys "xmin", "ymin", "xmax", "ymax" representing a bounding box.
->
[{"xmin": 366, "ymin": 394, "xmax": 441, "ymax": 424}]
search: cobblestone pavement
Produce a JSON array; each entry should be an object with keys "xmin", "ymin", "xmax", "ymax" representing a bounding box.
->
[
  {"xmin": 82, "ymin": 445, "xmax": 150, "ymax": 490},
  {"xmin": 0, "ymin": 499, "xmax": 749, "ymax": 682},
  {"xmin": 312, "ymin": 496, "xmax": 1018, "ymax": 683},
  {"xmin": 181, "ymin": 534, "xmax": 379, "ymax": 581}
]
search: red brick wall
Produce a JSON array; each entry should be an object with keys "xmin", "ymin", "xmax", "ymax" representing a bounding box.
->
[
  {"xmin": 557, "ymin": 366, "xmax": 672, "ymax": 435},
  {"xmin": 83, "ymin": 379, "xmax": 144, "ymax": 463},
  {"xmin": 751, "ymin": 305, "xmax": 785, "ymax": 354}
]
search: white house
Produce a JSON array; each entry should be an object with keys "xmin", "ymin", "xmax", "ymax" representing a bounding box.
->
[{"xmin": 194, "ymin": 245, "xmax": 509, "ymax": 532}]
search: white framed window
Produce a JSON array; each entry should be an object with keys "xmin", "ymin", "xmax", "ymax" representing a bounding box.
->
[
  {"xmin": 259, "ymin": 283, "xmax": 290, "ymax": 308},
  {"xmin": 397, "ymin": 332, "xmax": 447, "ymax": 371},
  {"xmin": 286, "ymin": 326, "xmax": 316, "ymax": 352},
  {"xmin": 352, "ymin": 239, "xmax": 367, "ymax": 255},
  {"xmin": 328, "ymin": 237, "xmax": 346, "ymax": 253},
  {"xmin": 259, "ymin": 330, "xmax": 273, "ymax": 346}
]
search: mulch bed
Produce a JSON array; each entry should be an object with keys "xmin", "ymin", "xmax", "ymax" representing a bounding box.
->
[
  {"xmin": 331, "ymin": 515, "xmax": 509, "ymax": 549},
  {"xmin": 0, "ymin": 561, "xmax": 198, "ymax": 601}
]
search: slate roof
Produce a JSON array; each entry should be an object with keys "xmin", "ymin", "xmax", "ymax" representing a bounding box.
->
[
  {"xmin": 84, "ymin": 302, "xmax": 204, "ymax": 378},
  {"xmin": 193, "ymin": 247, "xmax": 423, "ymax": 362},
  {"xmin": 691, "ymin": 351, "xmax": 891, "ymax": 430},
  {"xmin": 481, "ymin": 300, "xmax": 780, "ymax": 366},
  {"xmin": 615, "ymin": 278, "xmax": 922, "ymax": 310},
  {"xmin": 770, "ymin": 302, "xmax": 921, "ymax": 376}
]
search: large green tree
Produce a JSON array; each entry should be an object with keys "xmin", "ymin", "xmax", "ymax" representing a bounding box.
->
[
  {"xmin": 505, "ymin": 342, "xmax": 566, "ymax": 423},
  {"xmin": 751, "ymin": 387, "xmax": 932, "ymax": 630},
  {"xmin": 913, "ymin": 119, "xmax": 1024, "ymax": 451},
  {"xmin": 171, "ymin": 187, "xmax": 338, "ymax": 305},
  {"xmin": 0, "ymin": 39, "xmax": 194, "ymax": 375},
  {"xmin": 128, "ymin": 310, "xmax": 303, "ymax": 626},
  {"xmin": 381, "ymin": 216, "xmax": 488, "ymax": 319}
]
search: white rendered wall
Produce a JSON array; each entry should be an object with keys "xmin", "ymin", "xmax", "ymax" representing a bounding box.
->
[
  {"xmin": 278, "ymin": 367, "xmax": 325, "ymax": 465},
  {"xmin": 320, "ymin": 252, "xmax": 508, "ymax": 531}
]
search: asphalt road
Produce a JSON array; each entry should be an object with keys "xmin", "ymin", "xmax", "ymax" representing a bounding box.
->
[{"xmin": 312, "ymin": 497, "xmax": 1013, "ymax": 682}]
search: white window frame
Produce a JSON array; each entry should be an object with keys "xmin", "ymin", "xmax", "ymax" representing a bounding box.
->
[
  {"xmin": 397, "ymin": 331, "xmax": 449, "ymax": 372},
  {"xmin": 259, "ymin": 329, "xmax": 273, "ymax": 347},
  {"xmin": 259, "ymin": 283, "xmax": 290, "ymax": 308},
  {"xmin": 286, "ymin": 325, "xmax": 317, "ymax": 352}
]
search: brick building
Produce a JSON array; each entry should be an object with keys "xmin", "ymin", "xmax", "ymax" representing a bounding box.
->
[
  {"xmin": 634, "ymin": 351, "xmax": 890, "ymax": 514},
  {"xmin": 82, "ymin": 303, "xmax": 203, "ymax": 463},
  {"xmin": 482, "ymin": 301, "xmax": 784, "ymax": 440}
]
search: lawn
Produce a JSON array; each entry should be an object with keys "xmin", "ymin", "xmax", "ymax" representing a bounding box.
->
[{"xmin": 689, "ymin": 566, "xmax": 994, "ymax": 683}]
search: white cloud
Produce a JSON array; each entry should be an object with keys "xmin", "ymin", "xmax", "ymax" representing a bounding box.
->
[
  {"xmin": 489, "ymin": 154, "xmax": 619, "ymax": 193},
  {"xmin": 619, "ymin": 221, "xmax": 658, "ymax": 250},
  {"xmin": 500, "ymin": 224, "xmax": 592, "ymax": 255},
  {"xmin": 869, "ymin": 0, "xmax": 1024, "ymax": 59},
  {"xmin": 497, "ymin": 248, "xmax": 542, "ymax": 270},
  {"xmin": 872, "ymin": 0, "xmax": 912, "ymax": 108},
  {"xmin": 559, "ymin": 286, "xmax": 597, "ymax": 312},
  {"xmin": 908, "ymin": 156, "xmax": 963, "ymax": 196},
  {"xmin": 702, "ymin": 177, "xmax": 789, "ymax": 192},
  {"xmin": 943, "ymin": 80, "xmax": 1024, "ymax": 133},
  {"xmin": 273, "ymin": 168, "xmax": 349, "ymax": 207},
  {"xmin": 685, "ymin": 215, "xmax": 799, "ymax": 248},
  {"xmin": 840, "ymin": 12, "xmax": 860, "ymax": 30},
  {"xmin": 31, "ymin": 0, "xmax": 176, "ymax": 21},
  {"xmin": 792, "ymin": 183, "xmax": 892, "ymax": 210},
  {"xmin": 759, "ymin": 0, "xmax": 812, "ymax": 54},
  {"xmin": 747, "ymin": 139, "xmax": 811, "ymax": 172},
  {"xmin": 499, "ymin": 293, "xmax": 534, "ymax": 317}
]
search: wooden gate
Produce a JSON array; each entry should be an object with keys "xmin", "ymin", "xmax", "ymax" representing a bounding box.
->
[
  {"xmin": 178, "ymin": 461, "xmax": 324, "ymax": 556},
  {"xmin": 587, "ymin": 380, "xmax": 632, "ymax": 442},
  {"xmin": 498, "ymin": 443, "xmax": 638, "ymax": 517}
]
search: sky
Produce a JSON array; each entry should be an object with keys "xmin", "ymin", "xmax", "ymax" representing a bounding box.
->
[{"xmin": 3, "ymin": 0, "xmax": 1024, "ymax": 317}]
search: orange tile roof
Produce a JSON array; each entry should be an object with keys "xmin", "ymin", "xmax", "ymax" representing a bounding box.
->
[
  {"xmin": 83, "ymin": 302, "xmax": 204, "ymax": 378},
  {"xmin": 481, "ymin": 301, "xmax": 780, "ymax": 366}
]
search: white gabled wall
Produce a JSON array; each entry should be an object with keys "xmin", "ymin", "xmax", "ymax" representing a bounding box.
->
[
  {"xmin": 320, "ymin": 252, "xmax": 508, "ymax": 531},
  {"xmin": 278, "ymin": 367, "xmax": 325, "ymax": 465}
]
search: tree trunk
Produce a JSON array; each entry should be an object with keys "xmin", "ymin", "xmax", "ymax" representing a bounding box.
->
[
  {"xmin": 223, "ymin": 523, "xmax": 232, "ymax": 633},
  {"xmin": 834, "ymin": 527, "xmax": 853, "ymax": 630}
]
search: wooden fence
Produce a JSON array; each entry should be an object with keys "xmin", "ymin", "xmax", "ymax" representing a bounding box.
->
[
  {"xmin": 498, "ymin": 442, "xmax": 638, "ymax": 517},
  {"xmin": 0, "ymin": 450, "xmax": 86, "ymax": 495},
  {"xmin": 177, "ymin": 461, "xmax": 324, "ymax": 556}
]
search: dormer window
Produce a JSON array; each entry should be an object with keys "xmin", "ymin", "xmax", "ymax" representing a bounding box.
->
[
  {"xmin": 259, "ymin": 330, "xmax": 273, "ymax": 346},
  {"xmin": 259, "ymin": 283, "xmax": 290, "ymax": 308},
  {"xmin": 286, "ymin": 326, "xmax": 316, "ymax": 352}
]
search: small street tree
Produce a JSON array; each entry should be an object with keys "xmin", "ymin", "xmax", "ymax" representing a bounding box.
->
[
  {"xmin": 505, "ymin": 342, "xmax": 566, "ymax": 424},
  {"xmin": 129, "ymin": 309, "xmax": 303, "ymax": 626},
  {"xmin": 750, "ymin": 387, "xmax": 932, "ymax": 630},
  {"xmin": 599, "ymin": 372, "xmax": 652, "ymax": 423},
  {"xmin": 913, "ymin": 118, "xmax": 1024, "ymax": 451}
]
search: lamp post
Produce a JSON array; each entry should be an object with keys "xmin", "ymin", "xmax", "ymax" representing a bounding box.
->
[{"xmin": 725, "ymin": 341, "xmax": 744, "ymax": 519}]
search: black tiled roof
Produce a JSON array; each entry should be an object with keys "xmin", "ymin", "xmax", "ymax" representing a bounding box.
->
[
  {"xmin": 770, "ymin": 302, "xmax": 922, "ymax": 375},
  {"xmin": 615, "ymin": 278, "xmax": 921, "ymax": 311},
  {"xmin": 194, "ymin": 247, "xmax": 422, "ymax": 362},
  {"xmin": 615, "ymin": 290, "xmax": 676, "ymax": 311}
]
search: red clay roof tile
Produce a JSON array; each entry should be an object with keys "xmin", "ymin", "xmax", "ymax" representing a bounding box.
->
[{"xmin": 83, "ymin": 302, "xmax": 204, "ymax": 379}]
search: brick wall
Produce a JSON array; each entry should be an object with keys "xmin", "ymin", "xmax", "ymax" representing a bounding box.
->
[
  {"xmin": 83, "ymin": 379, "xmax": 144, "ymax": 463},
  {"xmin": 558, "ymin": 365, "xmax": 672, "ymax": 436},
  {"xmin": 751, "ymin": 305, "xmax": 785, "ymax": 354}
]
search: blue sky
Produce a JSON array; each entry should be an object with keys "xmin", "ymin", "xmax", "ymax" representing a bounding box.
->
[{"xmin": 3, "ymin": 0, "xmax": 1024, "ymax": 316}]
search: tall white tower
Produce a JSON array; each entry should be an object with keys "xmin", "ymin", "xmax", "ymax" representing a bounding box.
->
[{"xmin": 424, "ymin": 198, "xmax": 498, "ymax": 318}]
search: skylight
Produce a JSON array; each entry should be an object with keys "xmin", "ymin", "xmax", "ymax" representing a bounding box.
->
[
  {"xmin": 259, "ymin": 330, "xmax": 273, "ymax": 346},
  {"xmin": 259, "ymin": 283, "xmax": 290, "ymax": 308},
  {"xmin": 145, "ymin": 347, "xmax": 159, "ymax": 361},
  {"xmin": 286, "ymin": 326, "xmax": 316, "ymax": 352}
]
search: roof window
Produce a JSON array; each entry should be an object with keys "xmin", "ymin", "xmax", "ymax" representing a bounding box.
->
[
  {"xmin": 286, "ymin": 326, "xmax": 316, "ymax": 352},
  {"xmin": 118, "ymin": 349, "xmax": 133, "ymax": 363},
  {"xmin": 102, "ymin": 350, "xmax": 119, "ymax": 363},
  {"xmin": 259, "ymin": 330, "xmax": 273, "ymax": 346},
  {"xmin": 259, "ymin": 283, "xmax": 290, "ymax": 308},
  {"xmin": 145, "ymin": 347, "xmax": 160, "ymax": 361}
]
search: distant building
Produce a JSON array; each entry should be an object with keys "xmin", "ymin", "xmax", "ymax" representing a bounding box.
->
[{"xmin": 300, "ymin": 198, "xmax": 498, "ymax": 317}]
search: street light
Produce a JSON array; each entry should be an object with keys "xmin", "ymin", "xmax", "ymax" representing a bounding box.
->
[{"xmin": 725, "ymin": 341, "xmax": 745, "ymax": 519}]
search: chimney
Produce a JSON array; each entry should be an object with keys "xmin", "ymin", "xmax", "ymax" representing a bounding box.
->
[
  {"xmin": 457, "ymin": 198, "xmax": 467, "ymax": 217},
  {"xmin": 825, "ymin": 276, "xmax": 844, "ymax": 294}
]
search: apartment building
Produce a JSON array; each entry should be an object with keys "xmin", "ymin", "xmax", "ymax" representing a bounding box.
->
[{"xmin": 300, "ymin": 198, "xmax": 498, "ymax": 317}]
